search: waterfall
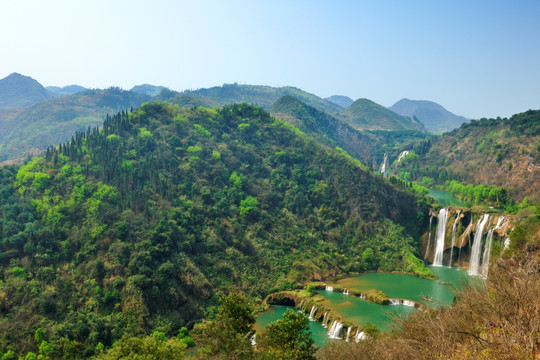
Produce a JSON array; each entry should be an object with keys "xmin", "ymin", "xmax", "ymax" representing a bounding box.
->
[
  {"xmin": 389, "ymin": 299, "xmax": 415, "ymax": 307},
  {"xmin": 379, "ymin": 153, "xmax": 388, "ymax": 174},
  {"xmin": 308, "ymin": 306, "xmax": 317, "ymax": 321},
  {"xmin": 448, "ymin": 210, "xmax": 461, "ymax": 267},
  {"xmin": 468, "ymin": 214, "xmax": 490, "ymax": 276},
  {"xmin": 322, "ymin": 312, "xmax": 328, "ymax": 328},
  {"xmin": 298, "ymin": 299, "xmax": 305, "ymax": 311},
  {"xmin": 389, "ymin": 299, "xmax": 400, "ymax": 306},
  {"xmin": 403, "ymin": 300, "xmax": 416, "ymax": 307},
  {"xmin": 346, "ymin": 327, "xmax": 352, "ymax": 342},
  {"xmin": 343, "ymin": 289, "xmax": 349, "ymax": 295},
  {"xmin": 397, "ymin": 150, "xmax": 410, "ymax": 163},
  {"xmin": 359, "ymin": 294, "xmax": 366, "ymax": 300},
  {"xmin": 433, "ymin": 208, "xmax": 449, "ymax": 266},
  {"xmin": 458, "ymin": 215, "xmax": 473, "ymax": 267},
  {"xmin": 480, "ymin": 217, "xmax": 504, "ymax": 277},
  {"xmin": 328, "ymin": 321, "xmax": 343, "ymax": 339},
  {"xmin": 250, "ymin": 334, "xmax": 256, "ymax": 346},
  {"xmin": 425, "ymin": 212, "xmax": 434, "ymax": 259},
  {"xmin": 325, "ymin": 286, "xmax": 334, "ymax": 292},
  {"xmin": 355, "ymin": 330, "xmax": 366, "ymax": 342}
]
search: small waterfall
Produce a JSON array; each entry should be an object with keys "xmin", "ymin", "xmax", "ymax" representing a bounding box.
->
[
  {"xmin": 397, "ymin": 150, "xmax": 410, "ymax": 163},
  {"xmin": 480, "ymin": 217, "xmax": 504, "ymax": 277},
  {"xmin": 503, "ymin": 238, "xmax": 510, "ymax": 251},
  {"xmin": 379, "ymin": 153, "xmax": 388, "ymax": 174},
  {"xmin": 389, "ymin": 299, "xmax": 415, "ymax": 307},
  {"xmin": 359, "ymin": 294, "xmax": 366, "ymax": 300},
  {"xmin": 355, "ymin": 330, "xmax": 366, "ymax": 342},
  {"xmin": 298, "ymin": 299, "xmax": 305, "ymax": 311},
  {"xmin": 433, "ymin": 208, "xmax": 449, "ymax": 266},
  {"xmin": 425, "ymin": 212, "xmax": 434, "ymax": 259},
  {"xmin": 250, "ymin": 334, "xmax": 256, "ymax": 346},
  {"xmin": 448, "ymin": 210, "xmax": 461, "ymax": 267},
  {"xmin": 389, "ymin": 299, "xmax": 400, "ymax": 306},
  {"xmin": 346, "ymin": 327, "xmax": 352, "ymax": 342},
  {"xmin": 468, "ymin": 214, "xmax": 490, "ymax": 276},
  {"xmin": 343, "ymin": 289, "xmax": 349, "ymax": 295},
  {"xmin": 328, "ymin": 321, "xmax": 343, "ymax": 339},
  {"xmin": 325, "ymin": 286, "xmax": 334, "ymax": 292},
  {"xmin": 308, "ymin": 306, "xmax": 317, "ymax": 321},
  {"xmin": 403, "ymin": 300, "xmax": 416, "ymax": 307},
  {"xmin": 322, "ymin": 312, "xmax": 329, "ymax": 328}
]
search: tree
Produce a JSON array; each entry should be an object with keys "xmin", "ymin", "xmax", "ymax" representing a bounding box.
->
[
  {"xmin": 200, "ymin": 294, "xmax": 255, "ymax": 359},
  {"xmin": 257, "ymin": 309, "xmax": 316, "ymax": 360}
]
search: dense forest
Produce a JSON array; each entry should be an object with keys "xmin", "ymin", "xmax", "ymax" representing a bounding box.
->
[{"xmin": 0, "ymin": 102, "xmax": 431, "ymax": 358}]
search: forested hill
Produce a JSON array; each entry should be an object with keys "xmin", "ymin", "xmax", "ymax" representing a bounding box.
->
[
  {"xmin": 0, "ymin": 102, "xmax": 428, "ymax": 357},
  {"xmin": 394, "ymin": 109, "xmax": 540, "ymax": 202},
  {"xmin": 0, "ymin": 88, "xmax": 150, "ymax": 162},
  {"xmin": 339, "ymin": 98, "xmax": 425, "ymax": 132},
  {"xmin": 270, "ymin": 95, "xmax": 376, "ymax": 165}
]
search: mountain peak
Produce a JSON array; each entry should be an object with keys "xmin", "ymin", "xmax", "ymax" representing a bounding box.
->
[{"xmin": 0, "ymin": 72, "xmax": 53, "ymax": 109}]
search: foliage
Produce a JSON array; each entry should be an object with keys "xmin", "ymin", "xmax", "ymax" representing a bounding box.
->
[{"xmin": 257, "ymin": 309, "xmax": 316, "ymax": 360}]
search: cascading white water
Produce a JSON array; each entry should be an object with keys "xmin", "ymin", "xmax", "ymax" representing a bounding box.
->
[
  {"xmin": 322, "ymin": 312, "xmax": 328, "ymax": 328},
  {"xmin": 346, "ymin": 327, "xmax": 351, "ymax": 342},
  {"xmin": 325, "ymin": 286, "xmax": 334, "ymax": 292},
  {"xmin": 458, "ymin": 215, "xmax": 473, "ymax": 266},
  {"xmin": 308, "ymin": 306, "xmax": 317, "ymax": 321},
  {"xmin": 379, "ymin": 153, "xmax": 388, "ymax": 174},
  {"xmin": 343, "ymin": 289, "xmax": 349, "ymax": 295},
  {"xmin": 403, "ymin": 300, "xmax": 416, "ymax": 307},
  {"xmin": 250, "ymin": 334, "xmax": 256, "ymax": 346},
  {"xmin": 425, "ymin": 212, "xmax": 434, "ymax": 259},
  {"xmin": 448, "ymin": 210, "xmax": 461, "ymax": 267},
  {"xmin": 433, "ymin": 208, "xmax": 449, "ymax": 266},
  {"xmin": 480, "ymin": 217, "xmax": 504, "ymax": 277},
  {"xmin": 397, "ymin": 150, "xmax": 410, "ymax": 163},
  {"xmin": 355, "ymin": 330, "xmax": 366, "ymax": 342},
  {"xmin": 328, "ymin": 321, "xmax": 343, "ymax": 339},
  {"xmin": 468, "ymin": 214, "xmax": 490, "ymax": 276}
]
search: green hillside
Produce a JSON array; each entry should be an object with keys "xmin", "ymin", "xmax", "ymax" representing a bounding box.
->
[
  {"xmin": 394, "ymin": 109, "xmax": 540, "ymax": 202},
  {"xmin": 339, "ymin": 98, "xmax": 425, "ymax": 131},
  {"xmin": 130, "ymin": 84, "xmax": 167, "ymax": 97},
  {"xmin": 186, "ymin": 83, "xmax": 342, "ymax": 115},
  {"xmin": 389, "ymin": 98, "xmax": 468, "ymax": 133},
  {"xmin": 0, "ymin": 102, "xmax": 429, "ymax": 357},
  {"xmin": 0, "ymin": 73, "xmax": 53, "ymax": 109},
  {"xmin": 0, "ymin": 88, "xmax": 150, "ymax": 162}
]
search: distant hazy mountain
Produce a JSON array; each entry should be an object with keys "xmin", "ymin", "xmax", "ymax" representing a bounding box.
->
[
  {"xmin": 339, "ymin": 98, "xmax": 425, "ymax": 132},
  {"xmin": 389, "ymin": 98, "xmax": 468, "ymax": 133},
  {"xmin": 325, "ymin": 95, "xmax": 354, "ymax": 108},
  {"xmin": 46, "ymin": 85, "xmax": 87, "ymax": 96},
  {"xmin": 186, "ymin": 83, "xmax": 342, "ymax": 115},
  {"xmin": 130, "ymin": 84, "xmax": 167, "ymax": 97},
  {"xmin": 0, "ymin": 72, "xmax": 54, "ymax": 109},
  {"xmin": 0, "ymin": 88, "xmax": 150, "ymax": 161}
]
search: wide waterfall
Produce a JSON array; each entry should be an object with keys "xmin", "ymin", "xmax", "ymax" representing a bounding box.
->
[
  {"xmin": 325, "ymin": 286, "xmax": 334, "ymax": 292},
  {"xmin": 425, "ymin": 212, "xmax": 434, "ymax": 259},
  {"xmin": 328, "ymin": 320, "xmax": 343, "ymax": 339},
  {"xmin": 468, "ymin": 214, "xmax": 490, "ymax": 276},
  {"xmin": 448, "ymin": 210, "xmax": 461, "ymax": 267},
  {"xmin": 433, "ymin": 208, "xmax": 449, "ymax": 266},
  {"xmin": 480, "ymin": 217, "xmax": 504, "ymax": 277},
  {"xmin": 308, "ymin": 306, "xmax": 317, "ymax": 321}
]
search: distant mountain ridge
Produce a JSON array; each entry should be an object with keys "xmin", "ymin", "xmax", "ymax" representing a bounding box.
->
[
  {"xmin": 340, "ymin": 98, "xmax": 425, "ymax": 132},
  {"xmin": 46, "ymin": 85, "xmax": 87, "ymax": 96},
  {"xmin": 130, "ymin": 84, "xmax": 167, "ymax": 97},
  {"xmin": 0, "ymin": 72, "xmax": 54, "ymax": 109},
  {"xmin": 325, "ymin": 95, "xmax": 354, "ymax": 108},
  {"xmin": 389, "ymin": 98, "xmax": 468, "ymax": 133}
]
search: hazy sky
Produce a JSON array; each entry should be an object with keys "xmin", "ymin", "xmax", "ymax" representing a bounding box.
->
[{"xmin": 2, "ymin": 0, "xmax": 539, "ymax": 119}]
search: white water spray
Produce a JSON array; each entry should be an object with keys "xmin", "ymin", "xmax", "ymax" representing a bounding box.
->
[
  {"xmin": 448, "ymin": 210, "xmax": 461, "ymax": 267},
  {"xmin": 433, "ymin": 208, "xmax": 449, "ymax": 266},
  {"xmin": 468, "ymin": 214, "xmax": 489, "ymax": 276}
]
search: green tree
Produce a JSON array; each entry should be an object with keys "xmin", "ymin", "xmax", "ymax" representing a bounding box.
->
[
  {"xmin": 257, "ymin": 309, "xmax": 316, "ymax": 360},
  {"xmin": 200, "ymin": 294, "xmax": 255, "ymax": 359}
]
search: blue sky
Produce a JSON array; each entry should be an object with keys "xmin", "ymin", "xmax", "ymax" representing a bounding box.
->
[{"xmin": 1, "ymin": 0, "xmax": 539, "ymax": 118}]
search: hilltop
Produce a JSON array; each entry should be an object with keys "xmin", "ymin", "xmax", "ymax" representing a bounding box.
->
[
  {"xmin": 339, "ymin": 98, "xmax": 425, "ymax": 132},
  {"xmin": 130, "ymin": 84, "xmax": 168, "ymax": 97},
  {"xmin": 46, "ymin": 85, "xmax": 87, "ymax": 96},
  {"xmin": 389, "ymin": 98, "xmax": 468, "ymax": 133},
  {"xmin": 325, "ymin": 95, "xmax": 354, "ymax": 108},
  {"xmin": 0, "ymin": 73, "xmax": 53, "ymax": 109},
  {"xmin": 0, "ymin": 102, "xmax": 429, "ymax": 357}
]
